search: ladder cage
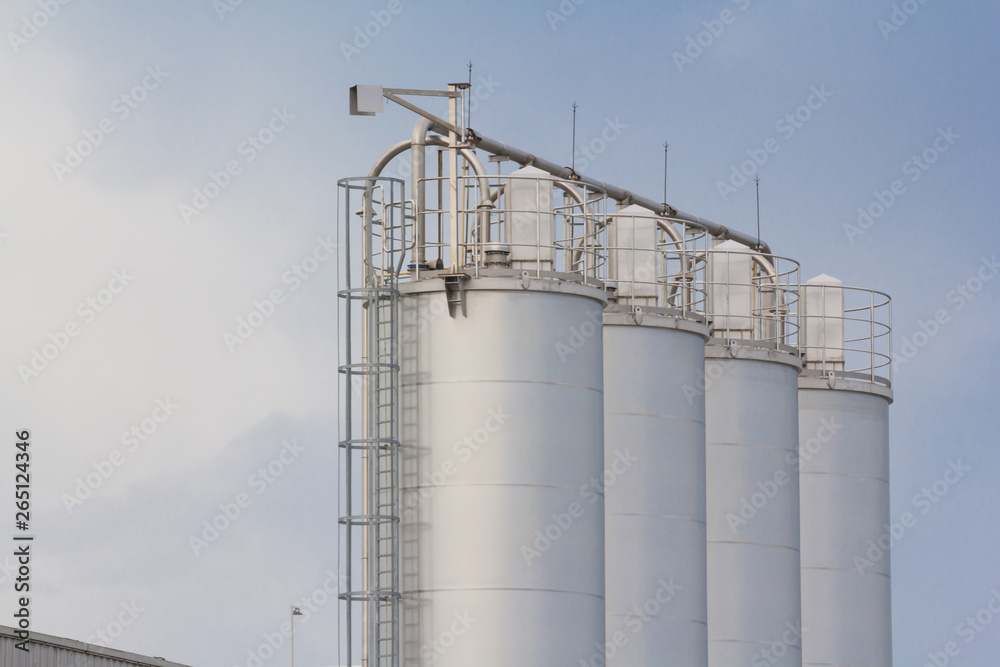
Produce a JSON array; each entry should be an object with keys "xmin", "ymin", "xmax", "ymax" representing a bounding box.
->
[{"xmin": 337, "ymin": 176, "xmax": 408, "ymax": 667}]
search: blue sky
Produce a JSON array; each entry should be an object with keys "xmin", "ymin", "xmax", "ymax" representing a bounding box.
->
[{"xmin": 0, "ymin": 1, "xmax": 997, "ymax": 665}]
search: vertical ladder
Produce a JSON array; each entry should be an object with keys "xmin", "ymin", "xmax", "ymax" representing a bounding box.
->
[
  {"xmin": 339, "ymin": 178, "xmax": 403, "ymax": 667},
  {"xmin": 368, "ymin": 284, "xmax": 400, "ymax": 667}
]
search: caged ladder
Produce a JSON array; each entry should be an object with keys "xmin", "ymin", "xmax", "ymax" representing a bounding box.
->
[{"xmin": 338, "ymin": 177, "xmax": 407, "ymax": 667}]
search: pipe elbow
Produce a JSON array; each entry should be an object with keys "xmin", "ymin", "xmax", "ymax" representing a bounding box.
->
[{"xmin": 411, "ymin": 117, "xmax": 434, "ymax": 146}]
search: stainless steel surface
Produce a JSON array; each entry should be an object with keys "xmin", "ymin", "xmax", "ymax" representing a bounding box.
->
[
  {"xmin": 604, "ymin": 312, "xmax": 709, "ymax": 666},
  {"xmin": 705, "ymin": 343, "xmax": 803, "ymax": 667},
  {"xmin": 399, "ymin": 277, "xmax": 607, "ymax": 665},
  {"xmin": 482, "ymin": 243, "xmax": 511, "ymax": 267},
  {"xmin": 798, "ymin": 384, "xmax": 892, "ymax": 667}
]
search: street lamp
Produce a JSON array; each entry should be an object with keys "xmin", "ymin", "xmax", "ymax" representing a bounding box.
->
[{"xmin": 290, "ymin": 606, "xmax": 303, "ymax": 667}]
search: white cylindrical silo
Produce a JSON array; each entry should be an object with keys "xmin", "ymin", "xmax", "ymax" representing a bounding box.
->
[
  {"xmin": 705, "ymin": 242, "xmax": 803, "ymax": 666},
  {"xmin": 604, "ymin": 311, "xmax": 709, "ymax": 664},
  {"xmin": 603, "ymin": 207, "xmax": 710, "ymax": 665},
  {"xmin": 798, "ymin": 276, "xmax": 893, "ymax": 667},
  {"xmin": 399, "ymin": 278, "xmax": 606, "ymax": 665},
  {"xmin": 397, "ymin": 165, "xmax": 608, "ymax": 664}
]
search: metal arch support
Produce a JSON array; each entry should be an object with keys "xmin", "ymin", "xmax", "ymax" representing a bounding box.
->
[{"xmin": 365, "ymin": 125, "xmax": 494, "ymax": 264}]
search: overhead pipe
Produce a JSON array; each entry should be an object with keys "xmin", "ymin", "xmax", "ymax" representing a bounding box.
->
[
  {"xmin": 411, "ymin": 118, "xmax": 432, "ymax": 266},
  {"xmin": 464, "ymin": 128, "xmax": 771, "ymax": 254}
]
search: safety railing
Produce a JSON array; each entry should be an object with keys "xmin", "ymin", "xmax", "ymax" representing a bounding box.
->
[
  {"xmin": 799, "ymin": 281, "xmax": 892, "ymax": 387},
  {"xmin": 605, "ymin": 206, "xmax": 708, "ymax": 321},
  {"xmin": 705, "ymin": 245, "xmax": 800, "ymax": 351},
  {"xmin": 414, "ymin": 171, "xmax": 607, "ymax": 286}
]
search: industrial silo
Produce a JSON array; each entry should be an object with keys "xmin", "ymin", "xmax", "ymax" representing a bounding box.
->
[
  {"xmin": 704, "ymin": 240, "xmax": 803, "ymax": 667},
  {"xmin": 602, "ymin": 205, "xmax": 710, "ymax": 665},
  {"xmin": 797, "ymin": 274, "xmax": 893, "ymax": 667},
  {"xmin": 339, "ymin": 89, "xmax": 895, "ymax": 667},
  {"xmin": 395, "ymin": 166, "xmax": 608, "ymax": 665}
]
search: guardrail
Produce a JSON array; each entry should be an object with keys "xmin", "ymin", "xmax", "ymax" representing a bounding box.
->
[
  {"xmin": 800, "ymin": 280, "xmax": 892, "ymax": 387},
  {"xmin": 705, "ymin": 245, "xmax": 800, "ymax": 351}
]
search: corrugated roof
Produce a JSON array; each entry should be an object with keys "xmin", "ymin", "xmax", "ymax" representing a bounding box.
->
[{"xmin": 0, "ymin": 625, "xmax": 192, "ymax": 667}]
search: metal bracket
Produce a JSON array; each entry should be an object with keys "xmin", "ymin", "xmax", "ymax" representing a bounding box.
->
[
  {"xmin": 443, "ymin": 273, "xmax": 468, "ymax": 318},
  {"xmin": 633, "ymin": 306, "xmax": 644, "ymax": 326},
  {"xmin": 728, "ymin": 339, "xmax": 740, "ymax": 358},
  {"xmin": 382, "ymin": 91, "xmax": 462, "ymax": 135},
  {"xmin": 827, "ymin": 371, "xmax": 838, "ymax": 389}
]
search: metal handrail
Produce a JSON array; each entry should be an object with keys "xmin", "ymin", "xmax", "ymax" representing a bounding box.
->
[
  {"xmin": 415, "ymin": 172, "xmax": 608, "ymax": 285},
  {"xmin": 800, "ymin": 283, "xmax": 892, "ymax": 387},
  {"xmin": 604, "ymin": 208, "xmax": 709, "ymax": 319},
  {"xmin": 704, "ymin": 249, "xmax": 800, "ymax": 350}
]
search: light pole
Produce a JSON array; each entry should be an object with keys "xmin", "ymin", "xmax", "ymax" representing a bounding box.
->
[{"xmin": 290, "ymin": 606, "xmax": 303, "ymax": 667}]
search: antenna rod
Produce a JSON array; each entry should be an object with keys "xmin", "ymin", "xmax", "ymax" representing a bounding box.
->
[
  {"xmin": 663, "ymin": 141, "xmax": 669, "ymax": 204},
  {"xmin": 755, "ymin": 176, "xmax": 761, "ymax": 250},
  {"xmin": 467, "ymin": 61, "xmax": 473, "ymax": 128},
  {"xmin": 572, "ymin": 102, "xmax": 578, "ymax": 171}
]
